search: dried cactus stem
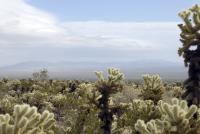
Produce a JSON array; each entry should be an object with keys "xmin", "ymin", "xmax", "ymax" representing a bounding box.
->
[
  {"xmin": 183, "ymin": 46, "xmax": 200, "ymax": 105},
  {"xmin": 98, "ymin": 89, "xmax": 113, "ymax": 134}
]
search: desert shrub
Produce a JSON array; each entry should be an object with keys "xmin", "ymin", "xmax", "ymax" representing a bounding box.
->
[
  {"xmin": 22, "ymin": 90, "xmax": 54, "ymax": 112},
  {"xmin": 116, "ymin": 100, "xmax": 160, "ymax": 134},
  {"xmin": 0, "ymin": 95, "xmax": 22, "ymax": 114},
  {"xmin": 49, "ymin": 83, "xmax": 101, "ymax": 134},
  {"xmin": 32, "ymin": 68, "xmax": 49, "ymax": 81}
]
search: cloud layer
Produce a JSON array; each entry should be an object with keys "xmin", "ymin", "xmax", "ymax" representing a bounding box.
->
[{"xmin": 0, "ymin": 0, "xmax": 182, "ymax": 66}]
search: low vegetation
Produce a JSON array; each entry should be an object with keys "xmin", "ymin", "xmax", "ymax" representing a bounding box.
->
[{"xmin": 0, "ymin": 68, "xmax": 190, "ymax": 134}]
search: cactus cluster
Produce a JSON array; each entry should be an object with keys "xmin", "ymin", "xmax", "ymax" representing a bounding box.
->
[
  {"xmin": 0, "ymin": 104, "xmax": 55, "ymax": 134},
  {"xmin": 117, "ymin": 99, "xmax": 160, "ymax": 134},
  {"xmin": 135, "ymin": 98, "xmax": 200, "ymax": 134},
  {"xmin": 0, "ymin": 67, "xmax": 198, "ymax": 134}
]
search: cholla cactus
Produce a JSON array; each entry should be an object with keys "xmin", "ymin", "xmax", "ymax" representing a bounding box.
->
[
  {"xmin": 178, "ymin": 4, "xmax": 200, "ymax": 105},
  {"xmin": 0, "ymin": 104, "xmax": 55, "ymax": 134},
  {"xmin": 135, "ymin": 119, "xmax": 171, "ymax": 134},
  {"xmin": 117, "ymin": 100, "xmax": 159, "ymax": 134},
  {"xmin": 22, "ymin": 90, "xmax": 53, "ymax": 112},
  {"xmin": 140, "ymin": 74, "xmax": 165, "ymax": 103},
  {"xmin": 95, "ymin": 68, "xmax": 124, "ymax": 94},
  {"xmin": 158, "ymin": 98, "xmax": 197, "ymax": 133},
  {"xmin": 135, "ymin": 98, "xmax": 199, "ymax": 134},
  {"xmin": 0, "ymin": 95, "xmax": 22, "ymax": 114},
  {"xmin": 76, "ymin": 83, "xmax": 94, "ymax": 98},
  {"xmin": 171, "ymin": 86, "xmax": 184, "ymax": 99},
  {"xmin": 178, "ymin": 4, "xmax": 200, "ymax": 64},
  {"xmin": 92, "ymin": 68, "xmax": 124, "ymax": 134}
]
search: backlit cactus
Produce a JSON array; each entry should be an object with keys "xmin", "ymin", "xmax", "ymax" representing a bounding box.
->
[
  {"xmin": 178, "ymin": 4, "xmax": 200, "ymax": 105},
  {"xmin": 178, "ymin": 4, "xmax": 200, "ymax": 63}
]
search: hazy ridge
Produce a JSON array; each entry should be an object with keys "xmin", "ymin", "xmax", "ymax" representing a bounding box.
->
[{"xmin": 0, "ymin": 60, "xmax": 187, "ymax": 80}]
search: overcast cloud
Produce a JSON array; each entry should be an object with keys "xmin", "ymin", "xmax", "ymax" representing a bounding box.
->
[{"xmin": 0, "ymin": 0, "xmax": 182, "ymax": 66}]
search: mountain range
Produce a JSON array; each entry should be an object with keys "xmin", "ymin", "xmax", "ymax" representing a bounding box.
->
[{"xmin": 0, "ymin": 60, "xmax": 188, "ymax": 80}]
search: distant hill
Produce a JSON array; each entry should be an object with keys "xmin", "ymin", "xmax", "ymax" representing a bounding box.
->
[{"xmin": 0, "ymin": 60, "xmax": 188, "ymax": 80}]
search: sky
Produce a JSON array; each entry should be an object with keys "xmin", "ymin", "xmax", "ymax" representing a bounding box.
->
[{"xmin": 0, "ymin": 0, "xmax": 199, "ymax": 66}]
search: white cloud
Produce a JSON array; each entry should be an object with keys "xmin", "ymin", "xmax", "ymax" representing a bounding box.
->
[
  {"xmin": 0, "ymin": 0, "xmax": 70, "ymax": 47},
  {"xmin": 0, "ymin": 0, "xmax": 183, "ymax": 65},
  {"xmin": 0, "ymin": 0, "xmax": 181, "ymax": 49},
  {"xmin": 61, "ymin": 21, "xmax": 180, "ymax": 50}
]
